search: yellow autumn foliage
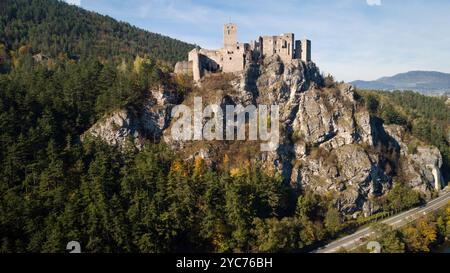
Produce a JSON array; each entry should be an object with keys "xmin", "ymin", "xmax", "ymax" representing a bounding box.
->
[
  {"xmin": 133, "ymin": 55, "xmax": 144, "ymax": 74},
  {"xmin": 194, "ymin": 156, "xmax": 205, "ymax": 176},
  {"xmin": 169, "ymin": 160, "xmax": 188, "ymax": 177},
  {"xmin": 230, "ymin": 168, "xmax": 243, "ymax": 178},
  {"xmin": 133, "ymin": 55, "xmax": 152, "ymax": 74},
  {"xmin": 18, "ymin": 44, "xmax": 31, "ymax": 55},
  {"xmin": 418, "ymin": 219, "xmax": 437, "ymax": 244}
]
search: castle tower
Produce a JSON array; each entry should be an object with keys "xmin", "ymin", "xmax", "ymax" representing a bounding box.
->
[
  {"xmin": 278, "ymin": 33, "xmax": 294, "ymax": 63},
  {"xmin": 188, "ymin": 47, "xmax": 201, "ymax": 82},
  {"xmin": 175, "ymin": 23, "xmax": 313, "ymax": 82},
  {"xmin": 224, "ymin": 23, "xmax": 237, "ymax": 49},
  {"xmin": 301, "ymin": 39, "xmax": 311, "ymax": 62},
  {"xmin": 294, "ymin": 40, "xmax": 301, "ymax": 59}
]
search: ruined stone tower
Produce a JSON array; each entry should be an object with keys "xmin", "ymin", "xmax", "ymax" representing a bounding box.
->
[
  {"xmin": 224, "ymin": 23, "xmax": 237, "ymax": 49},
  {"xmin": 301, "ymin": 39, "xmax": 311, "ymax": 62},
  {"xmin": 175, "ymin": 23, "xmax": 312, "ymax": 82}
]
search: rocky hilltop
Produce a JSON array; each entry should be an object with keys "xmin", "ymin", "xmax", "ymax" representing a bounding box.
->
[{"xmin": 83, "ymin": 56, "xmax": 444, "ymax": 217}]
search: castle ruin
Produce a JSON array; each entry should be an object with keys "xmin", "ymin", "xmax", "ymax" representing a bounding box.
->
[{"xmin": 175, "ymin": 23, "xmax": 312, "ymax": 81}]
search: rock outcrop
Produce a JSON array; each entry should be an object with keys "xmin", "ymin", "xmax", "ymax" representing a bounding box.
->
[
  {"xmin": 384, "ymin": 125, "xmax": 444, "ymax": 196},
  {"xmin": 82, "ymin": 55, "xmax": 444, "ymax": 217},
  {"xmin": 82, "ymin": 87, "xmax": 180, "ymax": 149}
]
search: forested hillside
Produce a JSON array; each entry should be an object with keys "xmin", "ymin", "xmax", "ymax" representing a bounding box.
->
[
  {"xmin": 0, "ymin": 1, "xmax": 334, "ymax": 252},
  {"xmin": 1, "ymin": 51, "xmax": 447, "ymax": 254},
  {"xmin": 0, "ymin": 56, "xmax": 341, "ymax": 253},
  {"xmin": 0, "ymin": 0, "xmax": 194, "ymax": 65},
  {"xmin": 1, "ymin": 0, "xmax": 449, "ymax": 254}
]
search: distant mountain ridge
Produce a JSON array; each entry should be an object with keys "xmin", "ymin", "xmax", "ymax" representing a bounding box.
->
[{"xmin": 351, "ymin": 71, "xmax": 450, "ymax": 95}]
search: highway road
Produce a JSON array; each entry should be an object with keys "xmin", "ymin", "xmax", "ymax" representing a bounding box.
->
[{"xmin": 315, "ymin": 190, "xmax": 450, "ymax": 253}]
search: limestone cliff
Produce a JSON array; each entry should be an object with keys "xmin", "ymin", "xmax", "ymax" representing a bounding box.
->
[
  {"xmin": 82, "ymin": 55, "xmax": 444, "ymax": 217},
  {"xmin": 81, "ymin": 87, "xmax": 180, "ymax": 149}
]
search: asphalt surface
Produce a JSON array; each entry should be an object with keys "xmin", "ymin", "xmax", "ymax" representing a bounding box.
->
[{"xmin": 315, "ymin": 190, "xmax": 450, "ymax": 253}]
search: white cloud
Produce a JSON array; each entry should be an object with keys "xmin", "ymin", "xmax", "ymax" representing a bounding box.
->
[
  {"xmin": 367, "ymin": 0, "xmax": 381, "ymax": 6},
  {"xmin": 65, "ymin": 0, "xmax": 81, "ymax": 6}
]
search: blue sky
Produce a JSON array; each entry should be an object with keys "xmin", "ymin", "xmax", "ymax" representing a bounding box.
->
[{"xmin": 65, "ymin": 0, "xmax": 450, "ymax": 82}]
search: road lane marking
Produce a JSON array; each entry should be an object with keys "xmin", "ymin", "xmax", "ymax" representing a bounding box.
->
[{"xmin": 315, "ymin": 192, "xmax": 450, "ymax": 253}]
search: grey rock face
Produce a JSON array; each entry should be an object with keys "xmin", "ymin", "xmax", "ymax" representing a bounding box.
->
[
  {"xmin": 81, "ymin": 109, "xmax": 139, "ymax": 148},
  {"xmin": 82, "ymin": 88, "xmax": 179, "ymax": 149},
  {"xmin": 234, "ymin": 57, "xmax": 442, "ymax": 215},
  {"xmin": 384, "ymin": 125, "xmax": 444, "ymax": 195},
  {"xmin": 82, "ymin": 56, "xmax": 444, "ymax": 217}
]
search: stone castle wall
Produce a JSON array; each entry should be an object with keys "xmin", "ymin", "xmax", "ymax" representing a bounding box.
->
[
  {"xmin": 180, "ymin": 24, "xmax": 312, "ymax": 81},
  {"xmin": 301, "ymin": 39, "xmax": 311, "ymax": 64},
  {"xmin": 261, "ymin": 33, "xmax": 295, "ymax": 64},
  {"xmin": 174, "ymin": 60, "xmax": 193, "ymax": 75}
]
